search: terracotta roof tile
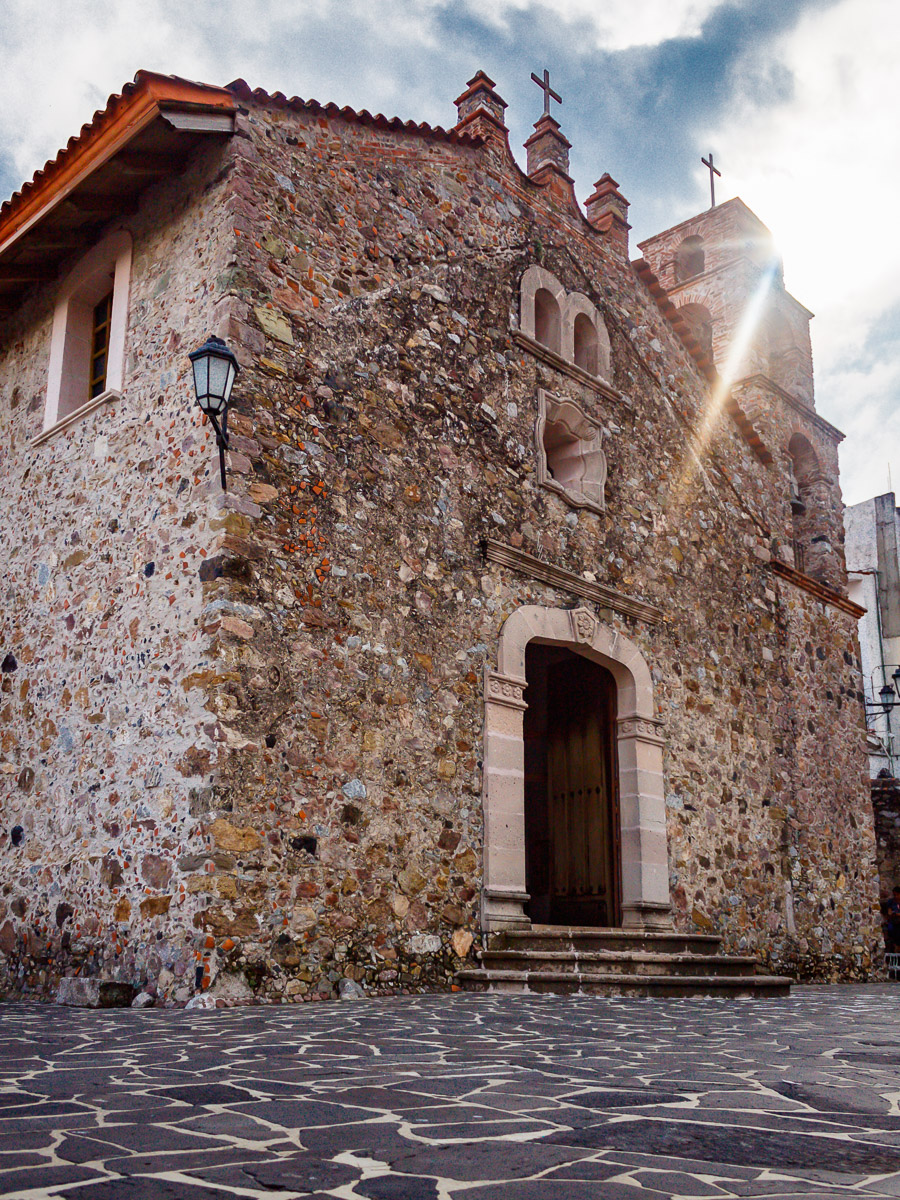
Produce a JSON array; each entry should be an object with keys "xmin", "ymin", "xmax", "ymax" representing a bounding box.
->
[
  {"xmin": 225, "ymin": 79, "xmax": 481, "ymax": 145},
  {"xmin": 1, "ymin": 71, "xmax": 233, "ymax": 222}
]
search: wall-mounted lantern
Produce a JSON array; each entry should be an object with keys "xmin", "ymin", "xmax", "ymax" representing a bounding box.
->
[
  {"xmin": 188, "ymin": 335, "xmax": 240, "ymax": 491},
  {"xmin": 868, "ymin": 666, "xmax": 900, "ymax": 715}
]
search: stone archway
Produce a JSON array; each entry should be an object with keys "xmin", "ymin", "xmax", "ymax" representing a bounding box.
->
[{"xmin": 481, "ymin": 606, "xmax": 671, "ymax": 932}]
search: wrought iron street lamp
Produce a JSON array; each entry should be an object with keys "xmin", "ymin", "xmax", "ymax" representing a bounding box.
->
[
  {"xmin": 188, "ymin": 335, "xmax": 240, "ymax": 491},
  {"xmin": 868, "ymin": 666, "xmax": 900, "ymax": 715}
]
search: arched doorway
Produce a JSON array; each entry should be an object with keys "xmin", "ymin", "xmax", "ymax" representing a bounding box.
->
[
  {"xmin": 523, "ymin": 644, "xmax": 621, "ymax": 926},
  {"xmin": 481, "ymin": 606, "xmax": 671, "ymax": 933}
]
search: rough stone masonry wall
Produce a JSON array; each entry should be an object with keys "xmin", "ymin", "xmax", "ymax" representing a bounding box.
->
[
  {"xmin": 733, "ymin": 375, "xmax": 848, "ymax": 595},
  {"xmin": 778, "ymin": 595, "xmax": 881, "ymax": 978},
  {"xmin": 655, "ymin": 518, "xmax": 879, "ymax": 981},
  {"xmin": 176, "ymin": 90, "xmax": 880, "ymax": 997},
  {"xmin": 0, "ymin": 140, "xmax": 239, "ymax": 1001},
  {"xmin": 871, "ymin": 773, "xmax": 900, "ymax": 903},
  {"xmin": 0, "ymin": 87, "xmax": 881, "ymax": 1004}
]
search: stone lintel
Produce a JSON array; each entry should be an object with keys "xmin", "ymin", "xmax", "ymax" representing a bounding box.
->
[{"xmin": 484, "ymin": 538, "xmax": 663, "ymax": 626}]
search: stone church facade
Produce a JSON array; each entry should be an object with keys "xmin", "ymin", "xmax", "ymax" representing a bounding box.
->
[{"xmin": 0, "ymin": 69, "xmax": 880, "ymax": 1003}]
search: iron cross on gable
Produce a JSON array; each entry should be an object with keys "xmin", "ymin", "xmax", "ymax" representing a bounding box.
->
[
  {"xmin": 702, "ymin": 151, "xmax": 721, "ymax": 208},
  {"xmin": 531, "ymin": 68, "xmax": 562, "ymax": 119}
]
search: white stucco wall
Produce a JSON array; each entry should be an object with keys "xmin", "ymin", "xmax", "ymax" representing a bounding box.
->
[{"xmin": 845, "ymin": 495, "xmax": 898, "ymax": 775}]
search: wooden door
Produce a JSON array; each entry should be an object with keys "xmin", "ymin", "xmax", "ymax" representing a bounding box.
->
[{"xmin": 545, "ymin": 654, "xmax": 619, "ymax": 926}]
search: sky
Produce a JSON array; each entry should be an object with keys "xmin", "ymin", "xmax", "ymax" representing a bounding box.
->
[{"xmin": 0, "ymin": 0, "xmax": 896, "ymax": 504}]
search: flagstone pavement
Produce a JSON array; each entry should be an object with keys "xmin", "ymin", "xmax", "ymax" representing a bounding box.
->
[{"xmin": 2, "ymin": 985, "xmax": 900, "ymax": 1198}]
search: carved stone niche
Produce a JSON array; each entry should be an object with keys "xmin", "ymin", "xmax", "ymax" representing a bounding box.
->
[{"xmin": 535, "ymin": 389, "xmax": 607, "ymax": 514}]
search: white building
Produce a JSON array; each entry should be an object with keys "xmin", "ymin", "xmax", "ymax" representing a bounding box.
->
[{"xmin": 845, "ymin": 492, "xmax": 900, "ymax": 777}]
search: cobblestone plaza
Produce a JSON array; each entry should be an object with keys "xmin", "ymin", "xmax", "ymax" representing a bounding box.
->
[{"xmin": 2, "ymin": 987, "xmax": 900, "ymax": 1197}]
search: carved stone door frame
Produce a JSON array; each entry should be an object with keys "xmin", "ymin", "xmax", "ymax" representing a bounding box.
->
[{"xmin": 481, "ymin": 605, "xmax": 672, "ymax": 932}]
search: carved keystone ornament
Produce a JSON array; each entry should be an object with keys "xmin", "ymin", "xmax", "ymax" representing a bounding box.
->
[{"xmin": 571, "ymin": 607, "xmax": 597, "ymax": 644}]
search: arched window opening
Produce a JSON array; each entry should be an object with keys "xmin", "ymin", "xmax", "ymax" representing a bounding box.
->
[
  {"xmin": 677, "ymin": 301, "xmax": 714, "ymax": 360},
  {"xmin": 675, "ymin": 235, "xmax": 705, "ymax": 283},
  {"xmin": 534, "ymin": 287, "xmax": 561, "ymax": 354},
  {"xmin": 572, "ymin": 312, "xmax": 599, "ymax": 375},
  {"xmin": 788, "ymin": 433, "xmax": 821, "ymax": 577}
]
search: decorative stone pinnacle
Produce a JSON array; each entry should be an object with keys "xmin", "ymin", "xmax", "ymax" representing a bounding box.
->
[
  {"xmin": 585, "ymin": 173, "xmax": 631, "ymax": 258},
  {"xmin": 453, "ymin": 70, "xmax": 508, "ymax": 140},
  {"xmin": 524, "ymin": 113, "xmax": 571, "ymax": 180}
]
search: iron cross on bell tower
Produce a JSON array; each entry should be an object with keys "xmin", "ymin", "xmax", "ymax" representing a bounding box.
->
[
  {"xmin": 531, "ymin": 68, "xmax": 562, "ymax": 118},
  {"xmin": 702, "ymin": 151, "xmax": 722, "ymax": 208}
]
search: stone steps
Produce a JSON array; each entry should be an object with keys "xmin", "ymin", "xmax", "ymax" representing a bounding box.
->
[
  {"xmin": 479, "ymin": 949, "xmax": 763, "ymax": 978},
  {"xmin": 497, "ymin": 925, "xmax": 723, "ymax": 955},
  {"xmin": 456, "ymin": 925, "xmax": 792, "ymax": 998},
  {"xmin": 455, "ymin": 968, "xmax": 792, "ymax": 997}
]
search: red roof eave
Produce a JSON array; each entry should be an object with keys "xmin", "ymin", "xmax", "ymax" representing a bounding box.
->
[{"xmin": 0, "ymin": 71, "xmax": 236, "ymax": 257}]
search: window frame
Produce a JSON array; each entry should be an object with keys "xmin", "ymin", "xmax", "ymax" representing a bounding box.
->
[
  {"xmin": 40, "ymin": 229, "xmax": 132, "ymax": 438},
  {"xmin": 519, "ymin": 266, "xmax": 611, "ymax": 383}
]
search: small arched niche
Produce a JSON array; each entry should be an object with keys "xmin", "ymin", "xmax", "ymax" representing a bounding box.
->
[
  {"xmin": 519, "ymin": 265, "xmax": 566, "ymax": 356},
  {"xmin": 563, "ymin": 292, "xmax": 611, "ymax": 381},
  {"xmin": 573, "ymin": 312, "xmax": 598, "ymax": 374},
  {"xmin": 677, "ymin": 301, "xmax": 714, "ymax": 360},
  {"xmin": 787, "ymin": 433, "xmax": 822, "ymax": 576},
  {"xmin": 536, "ymin": 390, "xmax": 606, "ymax": 514},
  {"xmin": 520, "ymin": 267, "xmax": 611, "ymax": 381},
  {"xmin": 534, "ymin": 288, "xmax": 562, "ymax": 354},
  {"xmin": 674, "ymin": 235, "xmax": 705, "ymax": 284}
]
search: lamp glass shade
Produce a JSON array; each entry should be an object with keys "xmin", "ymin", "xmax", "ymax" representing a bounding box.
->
[
  {"xmin": 188, "ymin": 336, "xmax": 239, "ymax": 418},
  {"xmin": 879, "ymin": 682, "xmax": 895, "ymax": 710},
  {"xmin": 191, "ymin": 355, "xmax": 209, "ymax": 405}
]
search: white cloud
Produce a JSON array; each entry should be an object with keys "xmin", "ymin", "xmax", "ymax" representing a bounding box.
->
[
  {"xmin": 0, "ymin": 0, "xmax": 733, "ymax": 195},
  {"xmin": 0, "ymin": 0, "xmax": 469, "ymax": 198},
  {"xmin": 0, "ymin": 0, "xmax": 212, "ymax": 188},
  {"xmin": 467, "ymin": 0, "xmax": 724, "ymax": 49},
  {"xmin": 703, "ymin": 0, "xmax": 900, "ymax": 502}
]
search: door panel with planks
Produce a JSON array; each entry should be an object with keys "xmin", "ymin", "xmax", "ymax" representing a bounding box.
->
[{"xmin": 524, "ymin": 645, "xmax": 620, "ymax": 927}]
